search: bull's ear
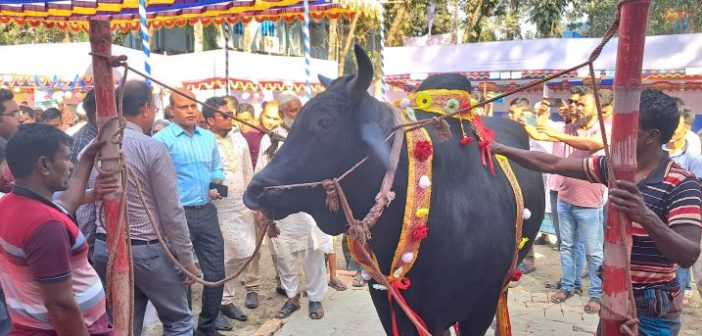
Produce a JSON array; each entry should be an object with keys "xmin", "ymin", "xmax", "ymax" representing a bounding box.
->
[
  {"xmin": 318, "ymin": 74, "xmax": 334, "ymax": 88},
  {"xmin": 360, "ymin": 122, "xmax": 390, "ymax": 169},
  {"xmin": 347, "ymin": 44, "xmax": 374, "ymax": 96}
]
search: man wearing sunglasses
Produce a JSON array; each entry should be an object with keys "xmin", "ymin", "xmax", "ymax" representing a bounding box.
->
[
  {"xmin": 0, "ymin": 88, "xmax": 19, "ymax": 196},
  {"xmin": 202, "ymin": 97, "xmax": 257, "ymax": 329}
]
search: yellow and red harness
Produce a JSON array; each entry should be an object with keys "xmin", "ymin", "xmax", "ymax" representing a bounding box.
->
[{"xmin": 348, "ymin": 90, "xmax": 526, "ymax": 336}]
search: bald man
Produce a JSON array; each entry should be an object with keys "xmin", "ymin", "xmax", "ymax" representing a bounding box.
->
[{"xmin": 155, "ymin": 90, "xmax": 229, "ymax": 335}]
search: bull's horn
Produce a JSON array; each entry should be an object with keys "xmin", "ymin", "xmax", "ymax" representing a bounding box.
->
[
  {"xmin": 348, "ymin": 44, "xmax": 374, "ymax": 95},
  {"xmin": 318, "ymin": 74, "xmax": 334, "ymax": 88}
]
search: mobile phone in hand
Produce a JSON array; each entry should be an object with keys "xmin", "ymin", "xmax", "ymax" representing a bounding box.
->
[{"xmin": 209, "ymin": 183, "xmax": 228, "ymax": 198}]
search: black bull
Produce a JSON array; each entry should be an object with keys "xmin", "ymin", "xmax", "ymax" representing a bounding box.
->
[{"xmin": 244, "ymin": 46, "xmax": 544, "ymax": 335}]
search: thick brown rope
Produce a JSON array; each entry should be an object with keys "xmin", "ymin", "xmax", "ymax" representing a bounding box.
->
[
  {"xmin": 91, "ymin": 60, "xmax": 274, "ymax": 288},
  {"xmin": 89, "ymin": 52, "xmax": 286, "ymax": 144},
  {"xmin": 128, "ymin": 166, "xmax": 271, "ymax": 287}
]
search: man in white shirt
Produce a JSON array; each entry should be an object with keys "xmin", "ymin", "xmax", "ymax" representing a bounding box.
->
[
  {"xmin": 255, "ymin": 94, "xmax": 330, "ymax": 320},
  {"xmin": 203, "ymin": 97, "xmax": 258, "ymax": 324}
]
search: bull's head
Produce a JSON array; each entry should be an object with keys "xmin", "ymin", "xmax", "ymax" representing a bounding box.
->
[{"xmin": 244, "ymin": 44, "xmax": 394, "ymax": 235}]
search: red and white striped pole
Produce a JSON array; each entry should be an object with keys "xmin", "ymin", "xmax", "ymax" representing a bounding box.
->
[
  {"xmin": 88, "ymin": 20, "xmax": 132, "ymax": 336},
  {"xmin": 601, "ymin": 1, "xmax": 650, "ymax": 335}
]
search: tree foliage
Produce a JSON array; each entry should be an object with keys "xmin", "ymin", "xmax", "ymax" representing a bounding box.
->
[
  {"xmin": 0, "ymin": 23, "xmax": 88, "ymax": 45},
  {"xmin": 581, "ymin": 0, "xmax": 702, "ymax": 37}
]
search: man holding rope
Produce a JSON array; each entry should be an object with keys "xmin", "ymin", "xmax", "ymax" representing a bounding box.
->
[
  {"xmin": 491, "ymin": 89, "xmax": 702, "ymax": 336},
  {"xmin": 88, "ymin": 80, "xmax": 201, "ymax": 336}
]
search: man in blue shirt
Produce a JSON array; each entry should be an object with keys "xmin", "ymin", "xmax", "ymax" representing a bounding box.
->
[{"xmin": 154, "ymin": 89, "xmax": 227, "ymax": 336}]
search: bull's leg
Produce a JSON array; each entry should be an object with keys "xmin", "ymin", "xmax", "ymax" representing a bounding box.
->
[
  {"xmin": 457, "ymin": 291, "xmax": 500, "ymax": 336},
  {"xmin": 368, "ymin": 287, "xmax": 427, "ymax": 336}
]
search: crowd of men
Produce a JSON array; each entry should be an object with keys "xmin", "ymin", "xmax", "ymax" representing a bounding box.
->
[
  {"xmin": 0, "ymin": 83, "xmax": 366, "ymax": 336},
  {"xmin": 0, "ymin": 82, "xmax": 701, "ymax": 336},
  {"xmin": 499, "ymin": 87, "xmax": 702, "ymax": 334}
]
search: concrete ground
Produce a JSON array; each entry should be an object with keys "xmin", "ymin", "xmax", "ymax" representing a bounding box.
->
[{"xmin": 145, "ymin": 242, "xmax": 702, "ymax": 336}]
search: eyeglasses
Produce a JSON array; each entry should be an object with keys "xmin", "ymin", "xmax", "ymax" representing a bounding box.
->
[
  {"xmin": 217, "ymin": 111, "xmax": 234, "ymax": 120},
  {"xmin": 0, "ymin": 111, "xmax": 19, "ymax": 117}
]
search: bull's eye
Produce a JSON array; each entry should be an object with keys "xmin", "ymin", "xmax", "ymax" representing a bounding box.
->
[{"xmin": 318, "ymin": 117, "xmax": 335, "ymax": 130}]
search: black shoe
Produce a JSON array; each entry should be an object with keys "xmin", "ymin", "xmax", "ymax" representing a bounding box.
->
[
  {"xmin": 276, "ymin": 286, "xmax": 287, "ymax": 297},
  {"xmin": 195, "ymin": 328, "xmax": 225, "ymax": 336},
  {"xmin": 245, "ymin": 292, "xmax": 259, "ymax": 309},
  {"xmin": 534, "ymin": 235, "xmax": 549, "ymax": 245},
  {"xmin": 214, "ymin": 312, "xmax": 233, "ymax": 331},
  {"xmin": 220, "ymin": 303, "xmax": 248, "ymax": 321}
]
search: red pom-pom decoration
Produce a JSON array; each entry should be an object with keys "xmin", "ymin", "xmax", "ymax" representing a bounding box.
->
[
  {"xmin": 459, "ymin": 136, "xmax": 474, "ymax": 147},
  {"xmin": 508, "ymin": 271, "xmax": 523, "ymax": 282},
  {"xmin": 460, "ymin": 101, "xmax": 472, "ymax": 110},
  {"xmin": 411, "ymin": 225, "xmax": 429, "ymax": 241},
  {"xmin": 414, "ymin": 141, "xmax": 433, "ymax": 162}
]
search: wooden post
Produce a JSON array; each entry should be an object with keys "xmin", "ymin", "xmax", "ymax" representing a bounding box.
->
[
  {"xmin": 601, "ymin": 1, "xmax": 650, "ymax": 335},
  {"xmin": 88, "ymin": 20, "xmax": 131, "ymax": 336}
]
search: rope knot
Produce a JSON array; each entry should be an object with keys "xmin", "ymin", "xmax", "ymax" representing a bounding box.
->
[
  {"xmin": 264, "ymin": 138, "xmax": 281, "ymax": 160},
  {"xmin": 375, "ymin": 191, "xmax": 396, "ymax": 208},
  {"xmin": 322, "ymin": 179, "xmax": 339, "ymax": 212},
  {"xmin": 347, "ymin": 219, "xmax": 372, "ymax": 246}
]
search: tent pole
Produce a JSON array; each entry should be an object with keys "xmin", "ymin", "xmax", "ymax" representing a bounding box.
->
[
  {"xmin": 601, "ymin": 1, "xmax": 650, "ymax": 335},
  {"xmin": 88, "ymin": 19, "xmax": 132, "ymax": 336}
]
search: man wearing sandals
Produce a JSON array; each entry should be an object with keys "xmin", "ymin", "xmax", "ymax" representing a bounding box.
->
[
  {"xmin": 254, "ymin": 93, "xmax": 329, "ymax": 320},
  {"xmin": 530, "ymin": 88, "xmax": 609, "ymax": 313},
  {"xmin": 492, "ymin": 89, "xmax": 702, "ymax": 335}
]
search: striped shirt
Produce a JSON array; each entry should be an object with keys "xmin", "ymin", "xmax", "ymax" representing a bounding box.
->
[
  {"xmin": 154, "ymin": 123, "xmax": 225, "ymax": 207},
  {"xmin": 584, "ymin": 155, "xmax": 702, "ymax": 289},
  {"xmin": 0, "ymin": 185, "xmax": 110, "ymax": 334},
  {"xmin": 81, "ymin": 122, "xmax": 196, "ymax": 268}
]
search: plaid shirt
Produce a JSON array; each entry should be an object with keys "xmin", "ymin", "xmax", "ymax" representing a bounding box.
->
[
  {"xmin": 0, "ymin": 162, "xmax": 12, "ymax": 194},
  {"xmin": 70, "ymin": 123, "xmax": 98, "ymax": 164}
]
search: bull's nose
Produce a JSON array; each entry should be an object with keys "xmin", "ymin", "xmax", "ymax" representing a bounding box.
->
[{"xmin": 243, "ymin": 191, "xmax": 260, "ymax": 210}]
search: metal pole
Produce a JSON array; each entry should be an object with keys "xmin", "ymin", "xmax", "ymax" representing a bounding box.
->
[
  {"xmin": 88, "ymin": 19, "xmax": 131, "ymax": 336},
  {"xmin": 223, "ymin": 22, "xmax": 231, "ymax": 96},
  {"xmin": 601, "ymin": 1, "xmax": 650, "ymax": 335},
  {"xmin": 302, "ymin": 0, "xmax": 312, "ymax": 99}
]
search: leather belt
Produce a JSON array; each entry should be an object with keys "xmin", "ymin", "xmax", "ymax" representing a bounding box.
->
[{"xmin": 95, "ymin": 233, "xmax": 160, "ymax": 246}]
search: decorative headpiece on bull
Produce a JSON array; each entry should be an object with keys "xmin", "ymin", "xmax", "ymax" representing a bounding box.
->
[{"xmin": 245, "ymin": 44, "xmax": 545, "ymax": 335}]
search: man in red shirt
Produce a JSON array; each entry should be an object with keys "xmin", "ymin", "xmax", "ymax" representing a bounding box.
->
[{"xmin": 0, "ymin": 123, "xmax": 113, "ymax": 335}]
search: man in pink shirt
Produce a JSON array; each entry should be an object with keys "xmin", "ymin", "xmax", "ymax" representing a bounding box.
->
[{"xmin": 535, "ymin": 88, "xmax": 610, "ymax": 314}]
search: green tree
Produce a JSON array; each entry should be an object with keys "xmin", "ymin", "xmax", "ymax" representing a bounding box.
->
[
  {"xmin": 526, "ymin": 0, "xmax": 569, "ymax": 37},
  {"xmin": 579, "ymin": 0, "xmax": 702, "ymax": 37},
  {"xmin": 0, "ymin": 22, "xmax": 88, "ymax": 45}
]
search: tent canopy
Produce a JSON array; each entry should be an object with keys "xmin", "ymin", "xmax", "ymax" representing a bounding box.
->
[
  {"xmin": 0, "ymin": 0, "xmax": 380, "ymax": 31},
  {"xmin": 0, "ymin": 42, "xmax": 336, "ymax": 89},
  {"xmin": 383, "ymin": 33, "xmax": 702, "ymax": 76}
]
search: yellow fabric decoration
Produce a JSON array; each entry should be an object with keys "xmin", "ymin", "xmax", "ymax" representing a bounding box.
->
[
  {"xmin": 518, "ymin": 237, "xmax": 529, "ymax": 250},
  {"xmin": 415, "ymin": 208, "xmax": 430, "ymax": 218},
  {"xmin": 394, "ymin": 89, "xmax": 475, "ymax": 121}
]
